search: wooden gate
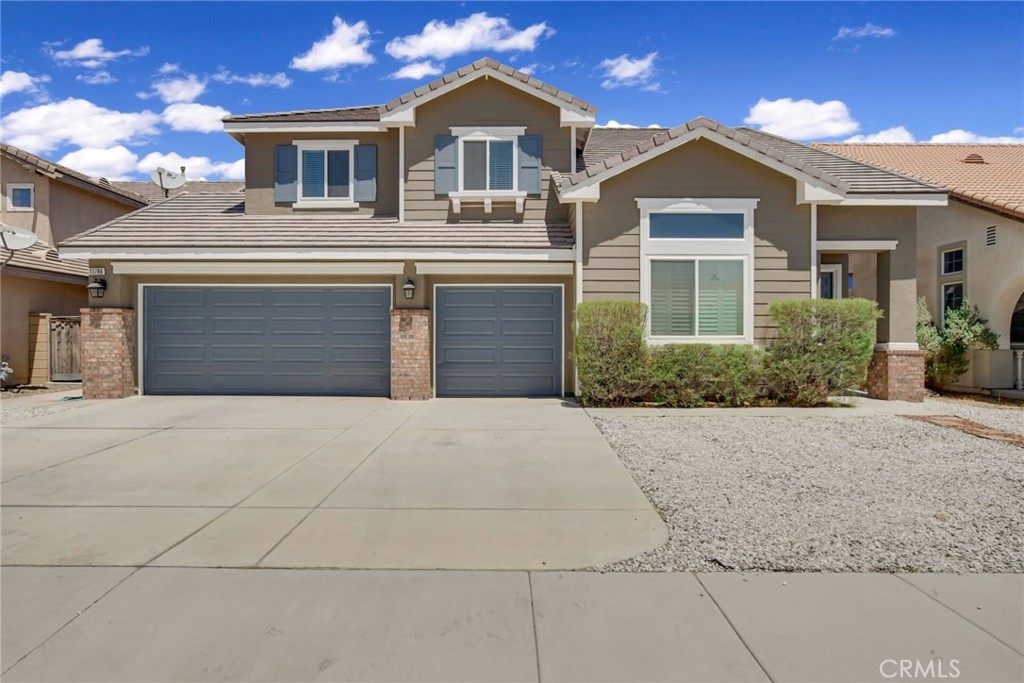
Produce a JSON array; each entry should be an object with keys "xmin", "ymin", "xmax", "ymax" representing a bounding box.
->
[{"xmin": 50, "ymin": 316, "xmax": 81, "ymax": 382}]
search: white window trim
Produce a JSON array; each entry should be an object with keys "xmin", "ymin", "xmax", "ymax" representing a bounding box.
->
[
  {"xmin": 6, "ymin": 183, "xmax": 34, "ymax": 212},
  {"xmin": 293, "ymin": 139, "xmax": 358, "ymax": 209},
  {"xmin": 940, "ymin": 246, "xmax": 964, "ymax": 276},
  {"xmin": 941, "ymin": 280, "xmax": 964, "ymax": 326},
  {"xmin": 819, "ymin": 263, "xmax": 843, "ymax": 300},
  {"xmin": 638, "ymin": 198, "xmax": 758, "ymax": 344},
  {"xmin": 449, "ymin": 126, "xmax": 526, "ymax": 213}
]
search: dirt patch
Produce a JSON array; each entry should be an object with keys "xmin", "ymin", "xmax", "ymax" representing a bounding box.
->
[{"xmin": 903, "ymin": 414, "xmax": 1024, "ymax": 448}]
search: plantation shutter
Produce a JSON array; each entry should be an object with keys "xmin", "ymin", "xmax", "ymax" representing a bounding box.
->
[
  {"xmin": 434, "ymin": 135, "xmax": 458, "ymax": 194},
  {"xmin": 274, "ymin": 144, "xmax": 298, "ymax": 203},
  {"xmin": 301, "ymin": 150, "xmax": 325, "ymax": 198},
  {"xmin": 650, "ymin": 261, "xmax": 695, "ymax": 336},
  {"xmin": 697, "ymin": 261, "xmax": 744, "ymax": 336},
  {"xmin": 353, "ymin": 144, "xmax": 377, "ymax": 202},
  {"xmin": 518, "ymin": 134, "xmax": 542, "ymax": 194},
  {"xmin": 489, "ymin": 140, "xmax": 514, "ymax": 190}
]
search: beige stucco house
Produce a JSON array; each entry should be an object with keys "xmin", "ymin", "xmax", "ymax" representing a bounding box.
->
[
  {"xmin": 60, "ymin": 58, "xmax": 947, "ymax": 401},
  {"xmin": 1, "ymin": 143, "xmax": 148, "ymax": 385},
  {"xmin": 817, "ymin": 143, "xmax": 1024, "ymax": 391}
]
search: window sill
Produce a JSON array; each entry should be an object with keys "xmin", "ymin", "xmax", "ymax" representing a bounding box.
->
[
  {"xmin": 648, "ymin": 335, "xmax": 752, "ymax": 346},
  {"xmin": 292, "ymin": 200, "xmax": 359, "ymax": 209},
  {"xmin": 6, "ymin": 206, "xmax": 33, "ymax": 212},
  {"xmin": 448, "ymin": 191, "xmax": 527, "ymax": 214}
]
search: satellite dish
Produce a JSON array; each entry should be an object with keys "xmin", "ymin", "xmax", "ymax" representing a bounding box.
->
[
  {"xmin": 0, "ymin": 225, "xmax": 39, "ymax": 251},
  {"xmin": 150, "ymin": 166, "xmax": 187, "ymax": 197}
]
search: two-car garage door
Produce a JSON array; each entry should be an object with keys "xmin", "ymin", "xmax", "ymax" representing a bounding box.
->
[{"xmin": 142, "ymin": 285, "xmax": 563, "ymax": 397}]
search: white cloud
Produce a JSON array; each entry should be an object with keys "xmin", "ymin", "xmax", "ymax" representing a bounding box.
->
[
  {"xmin": 142, "ymin": 73, "xmax": 206, "ymax": 104},
  {"xmin": 50, "ymin": 38, "xmax": 148, "ymax": 68},
  {"xmin": 0, "ymin": 97, "xmax": 160, "ymax": 153},
  {"xmin": 0, "ymin": 70, "xmax": 50, "ymax": 98},
  {"xmin": 833, "ymin": 23, "xmax": 897, "ymax": 41},
  {"xmin": 157, "ymin": 62, "xmax": 180, "ymax": 74},
  {"xmin": 385, "ymin": 12, "xmax": 553, "ymax": 61},
  {"xmin": 76, "ymin": 70, "xmax": 117, "ymax": 85},
  {"xmin": 744, "ymin": 97, "xmax": 859, "ymax": 139},
  {"xmin": 595, "ymin": 120, "xmax": 663, "ymax": 129},
  {"xmin": 844, "ymin": 125, "xmax": 916, "ymax": 143},
  {"xmin": 388, "ymin": 61, "xmax": 444, "ymax": 80},
  {"xmin": 290, "ymin": 17, "xmax": 374, "ymax": 72},
  {"xmin": 162, "ymin": 103, "xmax": 230, "ymax": 133},
  {"xmin": 58, "ymin": 145, "xmax": 138, "ymax": 179},
  {"xmin": 599, "ymin": 52, "xmax": 658, "ymax": 90},
  {"xmin": 212, "ymin": 69, "xmax": 293, "ymax": 88},
  {"xmin": 137, "ymin": 151, "xmax": 244, "ymax": 180},
  {"xmin": 518, "ymin": 63, "xmax": 538, "ymax": 76},
  {"xmin": 926, "ymin": 129, "xmax": 1024, "ymax": 144}
]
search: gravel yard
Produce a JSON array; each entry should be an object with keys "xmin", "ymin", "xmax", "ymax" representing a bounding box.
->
[{"xmin": 594, "ymin": 401, "xmax": 1024, "ymax": 573}]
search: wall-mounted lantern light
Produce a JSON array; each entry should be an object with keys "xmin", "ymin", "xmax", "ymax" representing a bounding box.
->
[
  {"xmin": 87, "ymin": 278, "xmax": 107, "ymax": 299},
  {"xmin": 403, "ymin": 279, "xmax": 416, "ymax": 300}
]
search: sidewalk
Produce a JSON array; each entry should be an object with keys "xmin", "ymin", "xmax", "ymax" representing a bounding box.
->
[{"xmin": 2, "ymin": 568, "xmax": 1021, "ymax": 682}]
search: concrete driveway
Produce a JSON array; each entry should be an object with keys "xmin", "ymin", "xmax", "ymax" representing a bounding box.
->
[{"xmin": 1, "ymin": 396, "xmax": 666, "ymax": 570}]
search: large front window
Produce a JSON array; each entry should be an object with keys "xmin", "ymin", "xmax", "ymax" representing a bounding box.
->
[
  {"xmin": 463, "ymin": 140, "xmax": 514, "ymax": 191},
  {"xmin": 639, "ymin": 198, "xmax": 757, "ymax": 343},
  {"xmin": 295, "ymin": 141, "xmax": 356, "ymax": 206}
]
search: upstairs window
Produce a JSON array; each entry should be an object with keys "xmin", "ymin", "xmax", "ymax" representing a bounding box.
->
[
  {"xmin": 6, "ymin": 183, "xmax": 33, "ymax": 211},
  {"xmin": 291, "ymin": 140, "xmax": 358, "ymax": 207},
  {"xmin": 450, "ymin": 126, "xmax": 526, "ymax": 194},
  {"xmin": 941, "ymin": 247, "xmax": 964, "ymax": 275}
]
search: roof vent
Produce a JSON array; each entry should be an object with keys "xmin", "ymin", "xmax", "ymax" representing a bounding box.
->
[
  {"xmin": 98, "ymin": 177, "xmax": 111, "ymax": 186},
  {"xmin": 963, "ymin": 153, "xmax": 986, "ymax": 164}
]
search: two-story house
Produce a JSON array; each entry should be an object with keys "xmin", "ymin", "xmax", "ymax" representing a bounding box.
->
[
  {"xmin": 60, "ymin": 58, "xmax": 947, "ymax": 401},
  {"xmin": 1, "ymin": 143, "xmax": 148, "ymax": 385}
]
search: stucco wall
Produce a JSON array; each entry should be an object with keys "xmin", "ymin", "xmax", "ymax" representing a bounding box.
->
[
  {"xmin": 244, "ymin": 130, "xmax": 399, "ymax": 217},
  {"xmin": 1, "ymin": 157, "xmax": 53, "ymax": 244},
  {"xmin": 404, "ymin": 77, "xmax": 572, "ymax": 224},
  {"xmin": 48, "ymin": 181, "xmax": 140, "ymax": 245},
  {"xmin": 579, "ymin": 138, "xmax": 812, "ymax": 343},
  {"xmin": 916, "ymin": 201, "xmax": 1024, "ymax": 348},
  {"xmin": 0, "ymin": 272, "xmax": 86, "ymax": 384}
]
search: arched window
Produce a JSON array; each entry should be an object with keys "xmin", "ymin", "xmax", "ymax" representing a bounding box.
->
[{"xmin": 1011, "ymin": 292, "xmax": 1024, "ymax": 349}]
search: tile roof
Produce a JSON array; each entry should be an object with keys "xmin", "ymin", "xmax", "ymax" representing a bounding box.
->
[
  {"xmin": 813, "ymin": 143, "xmax": 1024, "ymax": 220},
  {"xmin": 2, "ymin": 235, "xmax": 88, "ymax": 278},
  {"xmin": 112, "ymin": 180, "xmax": 244, "ymax": 205},
  {"xmin": 558, "ymin": 118, "xmax": 944, "ymax": 198},
  {"xmin": 224, "ymin": 58, "xmax": 596, "ymax": 125},
  {"xmin": 1, "ymin": 142, "xmax": 149, "ymax": 207},
  {"xmin": 582, "ymin": 128, "xmax": 668, "ymax": 168},
  {"xmin": 59, "ymin": 193, "xmax": 574, "ymax": 251}
]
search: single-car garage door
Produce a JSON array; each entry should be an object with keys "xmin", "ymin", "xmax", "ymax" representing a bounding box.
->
[
  {"xmin": 435, "ymin": 286, "xmax": 563, "ymax": 397},
  {"xmin": 143, "ymin": 286, "xmax": 390, "ymax": 396}
]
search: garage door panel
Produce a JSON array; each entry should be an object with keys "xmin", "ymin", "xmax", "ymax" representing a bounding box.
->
[
  {"xmin": 144, "ymin": 286, "xmax": 390, "ymax": 396},
  {"xmin": 435, "ymin": 286, "xmax": 562, "ymax": 398}
]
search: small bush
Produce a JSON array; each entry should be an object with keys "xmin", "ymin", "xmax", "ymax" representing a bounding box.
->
[
  {"xmin": 649, "ymin": 344, "xmax": 766, "ymax": 407},
  {"xmin": 574, "ymin": 301, "xmax": 651, "ymax": 405},
  {"xmin": 764, "ymin": 298, "xmax": 880, "ymax": 406},
  {"xmin": 916, "ymin": 297, "xmax": 999, "ymax": 387}
]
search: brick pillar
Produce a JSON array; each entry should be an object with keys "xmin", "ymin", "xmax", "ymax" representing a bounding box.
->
[
  {"xmin": 390, "ymin": 309, "xmax": 431, "ymax": 400},
  {"xmin": 866, "ymin": 348, "xmax": 926, "ymax": 402},
  {"xmin": 80, "ymin": 307, "xmax": 137, "ymax": 399}
]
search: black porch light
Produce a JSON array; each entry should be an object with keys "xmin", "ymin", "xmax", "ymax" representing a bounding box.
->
[
  {"xmin": 87, "ymin": 278, "xmax": 107, "ymax": 299},
  {"xmin": 402, "ymin": 279, "xmax": 416, "ymax": 300}
]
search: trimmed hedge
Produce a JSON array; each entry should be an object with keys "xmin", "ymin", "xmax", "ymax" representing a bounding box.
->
[{"xmin": 575, "ymin": 298, "xmax": 880, "ymax": 407}]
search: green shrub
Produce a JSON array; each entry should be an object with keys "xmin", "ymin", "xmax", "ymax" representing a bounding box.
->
[
  {"xmin": 574, "ymin": 301, "xmax": 651, "ymax": 405},
  {"xmin": 916, "ymin": 297, "xmax": 999, "ymax": 387},
  {"xmin": 649, "ymin": 344, "xmax": 766, "ymax": 407},
  {"xmin": 763, "ymin": 298, "xmax": 880, "ymax": 406}
]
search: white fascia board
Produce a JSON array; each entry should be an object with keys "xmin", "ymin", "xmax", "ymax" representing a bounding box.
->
[
  {"xmin": 816, "ymin": 240, "xmax": 899, "ymax": 253},
  {"xmin": 559, "ymin": 183, "xmax": 600, "ymax": 202},
  {"xmin": 415, "ymin": 261, "xmax": 574, "ymax": 275},
  {"xmin": 223, "ymin": 121, "xmax": 387, "ymax": 134},
  {"xmin": 63, "ymin": 248, "xmax": 576, "ymax": 261},
  {"xmin": 797, "ymin": 181, "xmax": 844, "ymax": 204},
  {"xmin": 560, "ymin": 110, "xmax": 596, "ymax": 127},
  {"xmin": 379, "ymin": 69, "xmax": 596, "ymax": 127},
  {"xmin": 836, "ymin": 194, "xmax": 948, "ymax": 207},
  {"xmin": 112, "ymin": 261, "xmax": 406, "ymax": 276}
]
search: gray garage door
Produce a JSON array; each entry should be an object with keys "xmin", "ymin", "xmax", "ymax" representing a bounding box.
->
[
  {"xmin": 435, "ymin": 286, "xmax": 563, "ymax": 397},
  {"xmin": 143, "ymin": 286, "xmax": 390, "ymax": 396}
]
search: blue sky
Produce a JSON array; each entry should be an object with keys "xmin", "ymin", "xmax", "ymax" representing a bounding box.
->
[{"xmin": 1, "ymin": 1, "xmax": 1022, "ymax": 181}]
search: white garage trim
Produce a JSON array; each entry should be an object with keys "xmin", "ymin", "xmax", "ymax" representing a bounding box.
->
[
  {"xmin": 115, "ymin": 262, "xmax": 406, "ymax": 276},
  {"xmin": 136, "ymin": 282, "xmax": 394, "ymax": 396},
  {"xmin": 415, "ymin": 262, "xmax": 574, "ymax": 276}
]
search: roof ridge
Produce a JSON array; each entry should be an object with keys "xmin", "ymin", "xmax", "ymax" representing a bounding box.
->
[{"xmin": 224, "ymin": 104, "xmax": 383, "ymax": 121}]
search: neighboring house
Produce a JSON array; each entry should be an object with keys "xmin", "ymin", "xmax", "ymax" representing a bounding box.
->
[
  {"xmin": 816, "ymin": 143, "xmax": 1024, "ymax": 390},
  {"xmin": 1, "ymin": 143, "xmax": 148, "ymax": 385},
  {"xmin": 59, "ymin": 58, "xmax": 947, "ymax": 401}
]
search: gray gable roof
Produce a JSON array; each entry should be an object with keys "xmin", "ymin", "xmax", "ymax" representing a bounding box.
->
[
  {"xmin": 582, "ymin": 128, "xmax": 668, "ymax": 168},
  {"xmin": 112, "ymin": 180, "xmax": 244, "ymax": 204},
  {"xmin": 59, "ymin": 193, "xmax": 574, "ymax": 251},
  {"xmin": 223, "ymin": 105, "xmax": 382, "ymax": 124},
  {"xmin": 560, "ymin": 118, "xmax": 945, "ymax": 197}
]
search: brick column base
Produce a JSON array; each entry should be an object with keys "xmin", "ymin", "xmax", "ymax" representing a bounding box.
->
[
  {"xmin": 80, "ymin": 307, "xmax": 137, "ymax": 399},
  {"xmin": 866, "ymin": 349, "xmax": 925, "ymax": 402},
  {"xmin": 391, "ymin": 309, "xmax": 431, "ymax": 400}
]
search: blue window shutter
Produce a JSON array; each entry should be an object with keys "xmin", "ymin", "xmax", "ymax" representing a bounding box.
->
[
  {"xmin": 274, "ymin": 144, "xmax": 298, "ymax": 203},
  {"xmin": 434, "ymin": 135, "xmax": 458, "ymax": 194},
  {"xmin": 518, "ymin": 134, "xmax": 542, "ymax": 195},
  {"xmin": 354, "ymin": 144, "xmax": 377, "ymax": 202}
]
